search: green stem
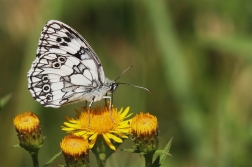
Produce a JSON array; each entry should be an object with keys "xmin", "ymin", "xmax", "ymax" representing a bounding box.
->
[
  {"xmin": 30, "ymin": 151, "xmax": 39, "ymax": 167},
  {"xmin": 94, "ymin": 153, "xmax": 106, "ymax": 167},
  {"xmin": 92, "ymin": 135, "xmax": 115, "ymax": 167},
  {"xmin": 144, "ymin": 153, "xmax": 154, "ymax": 167}
]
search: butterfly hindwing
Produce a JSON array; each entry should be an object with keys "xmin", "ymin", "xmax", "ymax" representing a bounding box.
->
[{"xmin": 28, "ymin": 52, "xmax": 101, "ymax": 107}]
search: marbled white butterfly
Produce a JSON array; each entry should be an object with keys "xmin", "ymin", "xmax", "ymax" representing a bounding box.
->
[{"xmin": 27, "ymin": 20, "xmax": 150, "ymax": 109}]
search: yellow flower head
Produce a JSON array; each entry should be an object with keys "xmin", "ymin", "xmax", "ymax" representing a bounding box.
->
[
  {"xmin": 131, "ymin": 112, "xmax": 159, "ymax": 154},
  {"xmin": 60, "ymin": 135, "xmax": 89, "ymax": 166},
  {"xmin": 60, "ymin": 135, "xmax": 89, "ymax": 156},
  {"xmin": 13, "ymin": 112, "xmax": 40, "ymax": 133},
  {"xmin": 13, "ymin": 112, "xmax": 43, "ymax": 152},
  {"xmin": 62, "ymin": 106, "xmax": 132, "ymax": 150},
  {"xmin": 131, "ymin": 112, "xmax": 158, "ymax": 137}
]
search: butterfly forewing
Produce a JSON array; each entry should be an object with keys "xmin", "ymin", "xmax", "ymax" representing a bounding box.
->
[
  {"xmin": 27, "ymin": 20, "xmax": 113, "ymax": 108},
  {"xmin": 37, "ymin": 20, "xmax": 105, "ymax": 83}
]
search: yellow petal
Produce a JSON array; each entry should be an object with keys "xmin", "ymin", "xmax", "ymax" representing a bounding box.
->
[
  {"xmin": 106, "ymin": 133, "xmax": 123, "ymax": 143},
  {"xmin": 113, "ymin": 132, "xmax": 128, "ymax": 138},
  {"xmin": 62, "ymin": 127, "xmax": 76, "ymax": 131},
  {"xmin": 102, "ymin": 134, "xmax": 116, "ymax": 150},
  {"xmin": 119, "ymin": 107, "xmax": 130, "ymax": 120},
  {"xmin": 120, "ymin": 120, "xmax": 132, "ymax": 125},
  {"xmin": 63, "ymin": 122, "xmax": 79, "ymax": 128},
  {"xmin": 111, "ymin": 128, "xmax": 129, "ymax": 133},
  {"xmin": 74, "ymin": 131, "xmax": 86, "ymax": 136},
  {"xmin": 68, "ymin": 119, "xmax": 78, "ymax": 123},
  {"xmin": 89, "ymin": 132, "xmax": 98, "ymax": 140},
  {"xmin": 83, "ymin": 133, "xmax": 93, "ymax": 139},
  {"xmin": 89, "ymin": 133, "xmax": 98, "ymax": 149}
]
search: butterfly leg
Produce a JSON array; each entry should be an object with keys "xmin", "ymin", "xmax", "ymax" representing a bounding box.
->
[
  {"xmin": 103, "ymin": 95, "xmax": 116, "ymax": 124},
  {"xmin": 84, "ymin": 100, "xmax": 87, "ymax": 109},
  {"xmin": 88, "ymin": 97, "xmax": 95, "ymax": 128},
  {"xmin": 104, "ymin": 93, "xmax": 108, "ymax": 108}
]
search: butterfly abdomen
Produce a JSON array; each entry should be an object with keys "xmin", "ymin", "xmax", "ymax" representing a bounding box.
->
[{"xmin": 85, "ymin": 85, "xmax": 111, "ymax": 102}]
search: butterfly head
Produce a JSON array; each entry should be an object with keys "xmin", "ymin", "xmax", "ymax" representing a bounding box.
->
[
  {"xmin": 104, "ymin": 78, "xmax": 118, "ymax": 93},
  {"xmin": 109, "ymin": 82, "xmax": 119, "ymax": 92}
]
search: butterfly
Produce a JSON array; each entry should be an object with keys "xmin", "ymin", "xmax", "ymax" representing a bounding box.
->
[
  {"xmin": 27, "ymin": 20, "xmax": 119, "ymax": 109},
  {"xmin": 27, "ymin": 20, "xmax": 150, "ymax": 110}
]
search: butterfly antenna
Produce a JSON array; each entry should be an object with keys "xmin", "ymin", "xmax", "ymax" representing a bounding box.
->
[
  {"xmin": 115, "ymin": 65, "xmax": 134, "ymax": 81},
  {"xmin": 116, "ymin": 82, "xmax": 152, "ymax": 94}
]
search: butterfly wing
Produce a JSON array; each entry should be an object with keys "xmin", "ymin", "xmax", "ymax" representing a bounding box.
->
[
  {"xmin": 27, "ymin": 20, "xmax": 106, "ymax": 107},
  {"xmin": 37, "ymin": 20, "xmax": 105, "ymax": 83}
]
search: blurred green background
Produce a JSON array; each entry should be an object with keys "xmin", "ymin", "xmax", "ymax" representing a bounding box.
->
[{"xmin": 0, "ymin": 0, "xmax": 252, "ymax": 166}]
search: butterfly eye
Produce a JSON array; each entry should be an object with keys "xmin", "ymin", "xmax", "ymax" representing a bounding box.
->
[
  {"xmin": 52, "ymin": 62, "xmax": 61, "ymax": 69},
  {"xmin": 42, "ymin": 84, "xmax": 51, "ymax": 93},
  {"xmin": 42, "ymin": 76, "xmax": 49, "ymax": 83},
  {"xmin": 58, "ymin": 57, "xmax": 66, "ymax": 63},
  {"xmin": 46, "ymin": 94, "xmax": 53, "ymax": 101},
  {"xmin": 109, "ymin": 83, "xmax": 118, "ymax": 92}
]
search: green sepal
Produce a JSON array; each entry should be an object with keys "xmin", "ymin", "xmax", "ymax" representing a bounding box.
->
[
  {"xmin": 119, "ymin": 148, "xmax": 139, "ymax": 153},
  {"xmin": 36, "ymin": 142, "xmax": 44, "ymax": 150},
  {"xmin": 56, "ymin": 165, "xmax": 66, "ymax": 167},
  {"xmin": 11, "ymin": 144, "xmax": 20, "ymax": 148},
  {"xmin": 44, "ymin": 151, "xmax": 62, "ymax": 166}
]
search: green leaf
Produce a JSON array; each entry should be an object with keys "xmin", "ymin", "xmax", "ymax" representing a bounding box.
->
[
  {"xmin": 11, "ymin": 144, "xmax": 20, "ymax": 148},
  {"xmin": 44, "ymin": 151, "xmax": 62, "ymax": 166},
  {"xmin": 152, "ymin": 156, "xmax": 161, "ymax": 167},
  {"xmin": 0, "ymin": 94, "xmax": 11, "ymax": 110},
  {"xmin": 153, "ymin": 137, "xmax": 173, "ymax": 166},
  {"xmin": 160, "ymin": 137, "xmax": 173, "ymax": 163},
  {"xmin": 155, "ymin": 150, "xmax": 172, "ymax": 156}
]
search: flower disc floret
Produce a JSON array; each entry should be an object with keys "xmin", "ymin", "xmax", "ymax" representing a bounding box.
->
[
  {"xmin": 60, "ymin": 135, "xmax": 89, "ymax": 156},
  {"xmin": 13, "ymin": 112, "xmax": 40, "ymax": 133},
  {"xmin": 60, "ymin": 135, "xmax": 90, "ymax": 166},
  {"xmin": 13, "ymin": 112, "xmax": 43, "ymax": 152},
  {"xmin": 131, "ymin": 112, "xmax": 158, "ymax": 137}
]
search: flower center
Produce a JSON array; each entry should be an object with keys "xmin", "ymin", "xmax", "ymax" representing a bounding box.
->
[
  {"xmin": 13, "ymin": 112, "xmax": 40, "ymax": 132},
  {"xmin": 78, "ymin": 108, "xmax": 120, "ymax": 133},
  {"xmin": 60, "ymin": 135, "xmax": 89, "ymax": 156},
  {"xmin": 131, "ymin": 112, "xmax": 158, "ymax": 136}
]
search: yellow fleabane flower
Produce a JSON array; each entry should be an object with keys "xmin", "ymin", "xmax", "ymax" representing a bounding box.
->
[
  {"xmin": 131, "ymin": 112, "xmax": 159, "ymax": 154},
  {"xmin": 62, "ymin": 106, "xmax": 132, "ymax": 150},
  {"xmin": 60, "ymin": 135, "xmax": 90, "ymax": 167},
  {"xmin": 13, "ymin": 112, "xmax": 43, "ymax": 152},
  {"xmin": 131, "ymin": 112, "xmax": 158, "ymax": 137}
]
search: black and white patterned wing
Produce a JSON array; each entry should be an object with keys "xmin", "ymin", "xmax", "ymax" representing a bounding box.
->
[
  {"xmin": 36, "ymin": 20, "xmax": 105, "ymax": 83},
  {"xmin": 27, "ymin": 20, "xmax": 107, "ymax": 107}
]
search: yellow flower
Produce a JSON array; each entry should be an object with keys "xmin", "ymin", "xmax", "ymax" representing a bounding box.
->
[
  {"xmin": 131, "ymin": 112, "xmax": 159, "ymax": 154},
  {"xmin": 13, "ymin": 112, "xmax": 40, "ymax": 133},
  {"xmin": 60, "ymin": 135, "xmax": 89, "ymax": 167},
  {"xmin": 62, "ymin": 106, "xmax": 132, "ymax": 150},
  {"xmin": 13, "ymin": 112, "xmax": 43, "ymax": 152},
  {"xmin": 131, "ymin": 112, "xmax": 158, "ymax": 137}
]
